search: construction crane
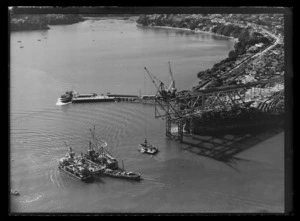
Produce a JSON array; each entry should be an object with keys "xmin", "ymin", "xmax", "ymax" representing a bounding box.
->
[
  {"xmin": 144, "ymin": 63, "xmax": 184, "ymax": 141},
  {"xmin": 144, "ymin": 62, "xmax": 177, "ymax": 101},
  {"xmin": 144, "ymin": 63, "xmax": 284, "ymax": 142},
  {"xmin": 144, "ymin": 66, "xmax": 168, "ymax": 100},
  {"xmin": 167, "ymin": 61, "xmax": 176, "ymax": 94}
]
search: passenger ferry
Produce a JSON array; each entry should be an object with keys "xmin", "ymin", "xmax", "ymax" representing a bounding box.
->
[{"xmin": 59, "ymin": 91, "xmax": 115, "ymax": 103}]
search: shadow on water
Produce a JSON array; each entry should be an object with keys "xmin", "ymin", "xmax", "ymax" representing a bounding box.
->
[
  {"xmin": 93, "ymin": 177, "xmax": 106, "ymax": 184},
  {"xmin": 181, "ymin": 123, "xmax": 284, "ymax": 171}
]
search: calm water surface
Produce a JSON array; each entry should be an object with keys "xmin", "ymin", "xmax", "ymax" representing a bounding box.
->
[{"xmin": 10, "ymin": 18, "xmax": 284, "ymax": 213}]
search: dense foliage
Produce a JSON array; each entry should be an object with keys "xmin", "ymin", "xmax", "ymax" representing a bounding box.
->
[{"xmin": 10, "ymin": 14, "xmax": 85, "ymax": 31}]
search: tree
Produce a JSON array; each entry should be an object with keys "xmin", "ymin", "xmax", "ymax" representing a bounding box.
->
[{"xmin": 228, "ymin": 50, "xmax": 237, "ymax": 60}]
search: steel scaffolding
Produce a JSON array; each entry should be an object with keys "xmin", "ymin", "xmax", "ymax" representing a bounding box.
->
[{"xmin": 153, "ymin": 77, "xmax": 283, "ymax": 142}]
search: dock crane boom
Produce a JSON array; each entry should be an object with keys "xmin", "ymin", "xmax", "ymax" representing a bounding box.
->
[
  {"xmin": 144, "ymin": 67, "xmax": 169, "ymax": 99},
  {"xmin": 144, "ymin": 67, "xmax": 164, "ymax": 91},
  {"xmin": 167, "ymin": 61, "xmax": 176, "ymax": 92}
]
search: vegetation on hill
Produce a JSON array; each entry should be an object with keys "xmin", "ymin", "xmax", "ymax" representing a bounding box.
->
[{"xmin": 10, "ymin": 14, "xmax": 85, "ymax": 31}]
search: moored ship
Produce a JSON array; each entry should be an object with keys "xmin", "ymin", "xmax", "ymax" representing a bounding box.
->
[
  {"xmin": 58, "ymin": 146, "xmax": 105, "ymax": 182},
  {"xmin": 59, "ymin": 91, "xmax": 115, "ymax": 103},
  {"xmin": 60, "ymin": 91, "xmax": 73, "ymax": 103}
]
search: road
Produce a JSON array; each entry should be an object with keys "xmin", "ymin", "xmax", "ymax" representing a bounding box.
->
[{"xmin": 198, "ymin": 24, "xmax": 282, "ymax": 90}]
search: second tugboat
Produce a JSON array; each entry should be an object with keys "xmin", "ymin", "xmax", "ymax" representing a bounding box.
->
[{"xmin": 104, "ymin": 168, "xmax": 141, "ymax": 181}]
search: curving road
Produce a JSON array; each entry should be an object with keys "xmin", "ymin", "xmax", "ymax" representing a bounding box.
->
[{"xmin": 198, "ymin": 24, "xmax": 282, "ymax": 90}]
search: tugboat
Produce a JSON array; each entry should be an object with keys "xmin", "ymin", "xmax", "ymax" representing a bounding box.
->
[
  {"xmin": 103, "ymin": 168, "xmax": 141, "ymax": 181},
  {"xmin": 139, "ymin": 139, "xmax": 159, "ymax": 155},
  {"xmin": 60, "ymin": 91, "xmax": 73, "ymax": 103},
  {"xmin": 58, "ymin": 146, "xmax": 95, "ymax": 182},
  {"xmin": 84, "ymin": 141, "xmax": 119, "ymax": 170}
]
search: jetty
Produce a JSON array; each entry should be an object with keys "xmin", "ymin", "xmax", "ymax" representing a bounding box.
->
[{"xmin": 72, "ymin": 95, "xmax": 115, "ymax": 103}]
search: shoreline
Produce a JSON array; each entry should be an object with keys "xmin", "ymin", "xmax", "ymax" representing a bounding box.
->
[
  {"xmin": 136, "ymin": 24, "xmax": 237, "ymax": 40},
  {"xmin": 136, "ymin": 15, "xmax": 284, "ymax": 136},
  {"xmin": 10, "ymin": 14, "xmax": 85, "ymax": 32}
]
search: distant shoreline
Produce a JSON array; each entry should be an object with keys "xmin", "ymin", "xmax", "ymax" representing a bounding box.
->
[
  {"xmin": 10, "ymin": 14, "xmax": 85, "ymax": 32},
  {"xmin": 136, "ymin": 24, "xmax": 237, "ymax": 40}
]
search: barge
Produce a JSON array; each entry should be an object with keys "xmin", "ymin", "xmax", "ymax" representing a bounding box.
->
[{"xmin": 58, "ymin": 146, "xmax": 105, "ymax": 182}]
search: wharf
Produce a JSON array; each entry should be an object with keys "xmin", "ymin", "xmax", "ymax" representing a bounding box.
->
[
  {"xmin": 107, "ymin": 94, "xmax": 139, "ymax": 98},
  {"xmin": 72, "ymin": 96, "xmax": 115, "ymax": 103}
]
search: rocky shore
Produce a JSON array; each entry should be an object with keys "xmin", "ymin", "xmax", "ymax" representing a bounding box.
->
[{"xmin": 10, "ymin": 14, "xmax": 85, "ymax": 31}]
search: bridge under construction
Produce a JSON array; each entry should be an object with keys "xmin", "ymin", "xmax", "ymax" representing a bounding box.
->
[{"xmin": 144, "ymin": 63, "xmax": 284, "ymax": 142}]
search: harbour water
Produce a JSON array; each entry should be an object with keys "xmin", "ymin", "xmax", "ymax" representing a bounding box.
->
[{"xmin": 10, "ymin": 18, "xmax": 284, "ymax": 213}]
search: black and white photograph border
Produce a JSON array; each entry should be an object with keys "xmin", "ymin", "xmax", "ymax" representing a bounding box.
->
[{"xmin": 8, "ymin": 6, "xmax": 293, "ymax": 215}]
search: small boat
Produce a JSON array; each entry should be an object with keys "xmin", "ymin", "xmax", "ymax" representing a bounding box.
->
[
  {"xmin": 20, "ymin": 46, "xmax": 24, "ymax": 49},
  {"xmin": 38, "ymin": 39, "xmax": 41, "ymax": 41},
  {"xmin": 139, "ymin": 139, "xmax": 159, "ymax": 155},
  {"xmin": 17, "ymin": 41, "xmax": 22, "ymax": 43},
  {"xmin": 11, "ymin": 190, "xmax": 20, "ymax": 196},
  {"xmin": 104, "ymin": 168, "xmax": 141, "ymax": 181}
]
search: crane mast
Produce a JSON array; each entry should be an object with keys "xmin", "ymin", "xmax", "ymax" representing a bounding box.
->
[{"xmin": 167, "ymin": 61, "xmax": 176, "ymax": 92}]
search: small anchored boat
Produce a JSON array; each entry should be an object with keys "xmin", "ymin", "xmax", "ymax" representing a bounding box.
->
[
  {"xmin": 11, "ymin": 190, "xmax": 20, "ymax": 196},
  {"xmin": 139, "ymin": 139, "xmax": 159, "ymax": 155}
]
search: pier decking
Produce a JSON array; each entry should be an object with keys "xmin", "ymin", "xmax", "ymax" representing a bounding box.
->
[{"xmin": 72, "ymin": 96, "xmax": 115, "ymax": 103}]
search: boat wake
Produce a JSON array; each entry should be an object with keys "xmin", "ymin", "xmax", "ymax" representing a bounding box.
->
[
  {"xmin": 20, "ymin": 194, "xmax": 43, "ymax": 204},
  {"xmin": 55, "ymin": 99, "xmax": 71, "ymax": 106}
]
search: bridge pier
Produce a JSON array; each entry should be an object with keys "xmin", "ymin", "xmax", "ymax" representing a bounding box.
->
[
  {"xmin": 165, "ymin": 115, "xmax": 183, "ymax": 142},
  {"xmin": 166, "ymin": 114, "xmax": 172, "ymax": 138},
  {"xmin": 177, "ymin": 118, "xmax": 183, "ymax": 142},
  {"xmin": 189, "ymin": 117, "xmax": 194, "ymax": 138},
  {"xmin": 155, "ymin": 77, "xmax": 283, "ymax": 144}
]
